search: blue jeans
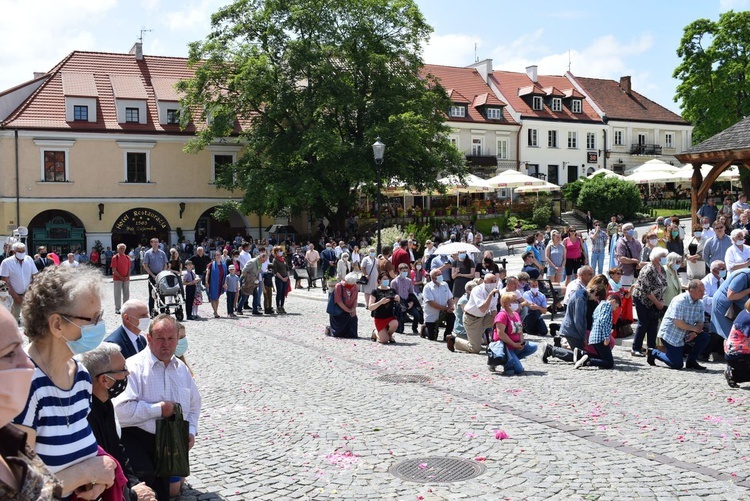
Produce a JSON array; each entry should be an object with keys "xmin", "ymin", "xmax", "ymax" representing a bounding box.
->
[
  {"xmin": 252, "ymin": 286, "xmax": 262, "ymax": 312},
  {"xmin": 274, "ymin": 277, "xmax": 287, "ymax": 309},
  {"xmin": 652, "ymin": 333, "xmax": 710, "ymax": 369},
  {"xmin": 396, "ymin": 305, "xmax": 422, "ymax": 333},
  {"xmin": 522, "ymin": 310, "xmax": 548, "ymax": 335},
  {"xmin": 504, "ymin": 341, "xmax": 538, "ymax": 374},
  {"xmin": 590, "ymin": 251, "xmax": 605, "ymax": 275}
]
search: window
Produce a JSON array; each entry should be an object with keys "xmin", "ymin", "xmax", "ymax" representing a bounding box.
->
[
  {"xmin": 638, "ymin": 133, "xmax": 647, "ymax": 145},
  {"xmin": 614, "ymin": 129, "xmax": 624, "ymax": 146},
  {"xmin": 586, "ymin": 132, "xmax": 596, "ymax": 150},
  {"xmin": 44, "ymin": 151, "xmax": 66, "ymax": 182},
  {"xmin": 532, "ymin": 96, "xmax": 543, "ymax": 110},
  {"xmin": 486, "ymin": 108, "xmax": 502, "ymax": 120},
  {"xmin": 125, "ymin": 108, "xmax": 139, "ymax": 123},
  {"xmin": 166, "ymin": 109, "xmax": 179, "ymax": 124},
  {"xmin": 571, "ymin": 99, "xmax": 582, "ymax": 113},
  {"xmin": 528, "ymin": 129, "xmax": 538, "ymax": 147},
  {"xmin": 567, "ymin": 131, "xmax": 578, "ymax": 149},
  {"xmin": 548, "ymin": 130, "xmax": 558, "ymax": 148},
  {"xmin": 449, "ymin": 106, "xmax": 465, "ymax": 118},
  {"xmin": 213, "ymin": 154, "xmax": 234, "ymax": 183},
  {"xmin": 665, "ymin": 133, "xmax": 674, "ymax": 149},
  {"xmin": 497, "ymin": 139, "xmax": 508, "ymax": 159},
  {"xmin": 73, "ymin": 105, "xmax": 88, "ymax": 121},
  {"xmin": 449, "ymin": 137, "xmax": 459, "ymax": 149},
  {"xmin": 126, "ymin": 153, "xmax": 148, "ymax": 183},
  {"xmin": 471, "ymin": 138, "xmax": 483, "ymax": 156},
  {"xmin": 551, "ymin": 98, "xmax": 562, "ymax": 112}
]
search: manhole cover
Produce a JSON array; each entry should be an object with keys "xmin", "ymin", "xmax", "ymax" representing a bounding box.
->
[
  {"xmin": 389, "ymin": 457, "xmax": 486, "ymax": 483},
  {"xmin": 376, "ymin": 374, "xmax": 431, "ymax": 384}
]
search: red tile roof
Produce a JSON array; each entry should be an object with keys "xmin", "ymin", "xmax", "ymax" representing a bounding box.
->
[
  {"xmin": 0, "ymin": 50, "xmax": 224, "ymax": 133},
  {"xmin": 573, "ymin": 76, "xmax": 688, "ymax": 125},
  {"xmin": 423, "ymin": 64, "xmax": 516, "ymax": 125},
  {"xmin": 491, "ymin": 70, "xmax": 600, "ymax": 122}
]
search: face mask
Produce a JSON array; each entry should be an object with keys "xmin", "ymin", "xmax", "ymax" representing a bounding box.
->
[
  {"xmin": 0, "ymin": 368, "xmax": 35, "ymax": 427},
  {"xmin": 0, "ymin": 292, "xmax": 8, "ymax": 299},
  {"xmin": 397, "ymin": 271, "xmax": 407, "ymax": 279},
  {"xmin": 510, "ymin": 303, "xmax": 519, "ymax": 312},
  {"xmin": 381, "ymin": 279, "xmax": 390, "ymax": 287},
  {"xmin": 436, "ymin": 276, "xmax": 444, "ymax": 284},
  {"xmin": 415, "ymin": 265, "xmax": 421, "ymax": 270},
  {"xmin": 530, "ymin": 287, "xmax": 539, "ymax": 294},
  {"xmin": 609, "ymin": 278, "xmax": 621, "ymax": 292},
  {"xmin": 719, "ymin": 269, "xmax": 727, "ymax": 278},
  {"xmin": 458, "ymin": 253, "xmax": 467, "ymax": 260},
  {"xmin": 277, "ymin": 252, "xmax": 283, "ymax": 257},
  {"xmin": 694, "ymin": 232, "xmax": 702, "ymax": 238},
  {"xmin": 485, "ymin": 283, "xmax": 496, "ymax": 293},
  {"xmin": 648, "ymin": 239, "xmax": 658, "ymax": 246},
  {"xmin": 737, "ymin": 240, "xmax": 745, "ymax": 247},
  {"xmin": 660, "ymin": 257, "xmax": 667, "ymax": 266},
  {"xmin": 672, "ymin": 263, "xmax": 681, "ymax": 271},
  {"xmin": 40, "ymin": 253, "xmax": 47, "ymax": 258},
  {"xmin": 626, "ymin": 230, "xmax": 634, "ymax": 237},
  {"xmin": 137, "ymin": 317, "xmax": 151, "ymax": 333},
  {"xmin": 61, "ymin": 319, "xmax": 107, "ymax": 355},
  {"xmin": 671, "ymin": 231, "xmax": 679, "ymax": 237},
  {"xmin": 174, "ymin": 337, "xmax": 189, "ymax": 358},
  {"xmin": 14, "ymin": 252, "xmax": 26, "ymax": 260},
  {"xmin": 105, "ymin": 374, "xmax": 128, "ymax": 399},
  {"xmin": 369, "ymin": 252, "xmax": 376, "ymax": 258},
  {"xmin": 703, "ymin": 224, "xmax": 710, "ymax": 230}
]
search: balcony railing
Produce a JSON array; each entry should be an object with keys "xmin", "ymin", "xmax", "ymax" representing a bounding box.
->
[
  {"xmin": 465, "ymin": 155, "xmax": 499, "ymax": 166},
  {"xmin": 629, "ymin": 143, "xmax": 662, "ymax": 155}
]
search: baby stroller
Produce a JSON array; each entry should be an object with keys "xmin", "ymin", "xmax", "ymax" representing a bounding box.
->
[{"xmin": 149, "ymin": 270, "xmax": 185, "ymax": 320}]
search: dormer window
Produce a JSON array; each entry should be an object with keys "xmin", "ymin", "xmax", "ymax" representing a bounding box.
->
[
  {"xmin": 532, "ymin": 96, "xmax": 543, "ymax": 111},
  {"xmin": 73, "ymin": 105, "xmax": 88, "ymax": 121},
  {"xmin": 486, "ymin": 108, "xmax": 503, "ymax": 120},
  {"xmin": 125, "ymin": 108, "xmax": 140, "ymax": 123},
  {"xmin": 551, "ymin": 98, "xmax": 562, "ymax": 112},
  {"xmin": 450, "ymin": 106, "xmax": 466, "ymax": 118},
  {"xmin": 571, "ymin": 99, "xmax": 582, "ymax": 113},
  {"xmin": 166, "ymin": 109, "xmax": 180, "ymax": 124}
]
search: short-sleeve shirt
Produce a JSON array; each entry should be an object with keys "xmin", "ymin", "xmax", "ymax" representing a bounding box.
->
[
  {"xmin": 111, "ymin": 253, "xmax": 131, "ymax": 281},
  {"xmin": 13, "ymin": 361, "xmax": 98, "ymax": 474},
  {"xmin": 372, "ymin": 287, "xmax": 397, "ymax": 319},
  {"xmin": 225, "ymin": 274, "xmax": 240, "ymax": 292},
  {"xmin": 632, "ymin": 263, "xmax": 667, "ymax": 309},
  {"xmin": 493, "ymin": 309, "xmax": 523, "ymax": 343},
  {"xmin": 522, "ymin": 290, "xmax": 547, "ymax": 309},
  {"xmin": 422, "ymin": 281, "xmax": 452, "ymax": 322},
  {"xmin": 143, "ymin": 248, "xmax": 168, "ymax": 274},
  {"xmin": 658, "ymin": 291, "xmax": 704, "ymax": 346},
  {"xmin": 0, "ymin": 256, "xmax": 38, "ymax": 294}
]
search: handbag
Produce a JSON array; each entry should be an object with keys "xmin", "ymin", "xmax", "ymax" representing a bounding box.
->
[
  {"xmin": 326, "ymin": 289, "xmax": 344, "ymax": 316},
  {"xmin": 154, "ymin": 403, "xmax": 190, "ymax": 477},
  {"xmin": 725, "ymin": 303, "xmax": 740, "ymax": 321},
  {"xmin": 487, "ymin": 340, "xmax": 508, "ymax": 366},
  {"xmin": 358, "ymin": 260, "xmax": 375, "ymax": 285},
  {"xmin": 624, "ymin": 241, "xmax": 640, "ymax": 279}
]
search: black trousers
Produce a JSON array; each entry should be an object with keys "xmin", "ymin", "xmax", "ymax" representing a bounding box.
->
[
  {"xmin": 425, "ymin": 312, "xmax": 455, "ymax": 341},
  {"xmin": 727, "ymin": 357, "xmax": 750, "ymax": 383},
  {"xmin": 121, "ymin": 427, "xmax": 170, "ymax": 501},
  {"xmin": 148, "ymin": 276, "xmax": 156, "ymax": 315},
  {"xmin": 185, "ymin": 285, "xmax": 196, "ymax": 318}
]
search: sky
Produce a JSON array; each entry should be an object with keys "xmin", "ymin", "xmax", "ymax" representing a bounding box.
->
[{"xmin": 0, "ymin": 0, "xmax": 748, "ymax": 114}]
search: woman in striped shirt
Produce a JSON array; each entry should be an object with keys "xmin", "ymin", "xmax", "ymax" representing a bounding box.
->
[{"xmin": 13, "ymin": 266, "xmax": 116, "ymax": 500}]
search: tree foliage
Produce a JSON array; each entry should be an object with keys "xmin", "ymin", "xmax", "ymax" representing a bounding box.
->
[
  {"xmin": 177, "ymin": 0, "xmax": 465, "ymax": 224},
  {"xmin": 674, "ymin": 10, "xmax": 750, "ymax": 143},
  {"xmin": 577, "ymin": 177, "xmax": 642, "ymax": 221}
]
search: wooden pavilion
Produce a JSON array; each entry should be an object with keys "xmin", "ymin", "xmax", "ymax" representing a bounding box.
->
[{"xmin": 675, "ymin": 116, "xmax": 750, "ymax": 225}]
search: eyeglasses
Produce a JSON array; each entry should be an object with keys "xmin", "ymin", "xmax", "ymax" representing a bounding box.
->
[
  {"xmin": 609, "ymin": 272, "xmax": 622, "ymax": 276},
  {"xmin": 60, "ymin": 310, "xmax": 104, "ymax": 325},
  {"xmin": 96, "ymin": 367, "xmax": 128, "ymax": 377}
]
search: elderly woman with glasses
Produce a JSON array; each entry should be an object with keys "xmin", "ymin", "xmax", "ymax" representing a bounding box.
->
[{"xmin": 13, "ymin": 266, "xmax": 117, "ymax": 500}]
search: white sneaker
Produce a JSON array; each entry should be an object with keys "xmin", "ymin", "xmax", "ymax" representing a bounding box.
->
[
  {"xmin": 573, "ymin": 347, "xmax": 583, "ymax": 363},
  {"xmin": 574, "ymin": 354, "xmax": 589, "ymax": 369}
]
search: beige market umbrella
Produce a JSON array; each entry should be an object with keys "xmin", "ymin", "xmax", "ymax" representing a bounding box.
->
[
  {"xmin": 514, "ymin": 181, "xmax": 561, "ymax": 194},
  {"xmin": 586, "ymin": 169, "xmax": 625, "ymax": 180},
  {"xmin": 486, "ymin": 169, "xmax": 547, "ymax": 189}
]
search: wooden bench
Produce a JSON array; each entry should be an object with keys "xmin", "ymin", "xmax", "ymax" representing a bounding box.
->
[
  {"xmin": 538, "ymin": 278, "xmax": 563, "ymax": 321},
  {"xmin": 503, "ymin": 237, "xmax": 527, "ymax": 255}
]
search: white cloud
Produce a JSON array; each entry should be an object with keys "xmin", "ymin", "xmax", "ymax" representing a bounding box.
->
[
  {"xmin": 720, "ymin": 0, "xmax": 750, "ymax": 11},
  {"xmin": 422, "ymin": 33, "xmax": 483, "ymax": 66},
  {"xmin": 163, "ymin": 0, "xmax": 228, "ymax": 32}
]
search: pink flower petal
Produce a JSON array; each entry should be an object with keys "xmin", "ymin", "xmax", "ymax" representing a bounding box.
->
[{"xmin": 494, "ymin": 430, "xmax": 509, "ymax": 440}]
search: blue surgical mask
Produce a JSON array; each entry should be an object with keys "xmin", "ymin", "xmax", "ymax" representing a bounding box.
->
[
  {"xmin": 381, "ymin": 279, "xmax": 390, "ymax": 287},
  {"xmin": 719, "ymin": 269, "xmax": 727, "ymax": 278},
  {"xmin": 175, "ymin": 337, "xmax": 188, "ymax": 358},
  {"xmin": 369, "ymin": 252, "xmax": 376, "ymax": 258},
  {"xmin": 608, "ymin": 278, "xmax": 621, "ymax": 292},
  {"xmin": 436, "ymin": 276, "xmax": 444, "ymax": 283},
  {"xmin": 400, "ymin": 271, "xmax": 408, "ymax": 278},
  {"xmin": 61, "ymin": 319, "xmax": 107, "ymax": 355},
  {"xmin": 694, "ymin": 231, "xmax": 702, "ymax": 238},
  {"xmin": 458, "ymin": 253, "xmax": 467, "ymax": 260},
  {"xmin": 660, "ymin": 257, "xmax": 667, "ymax": 266},
  {"xmin": 672, "ymin": 263, "xmax": 681, "ymax": 271},
  {"xmin": 626, "ymin": 230, "xmax": 634, "ymax": 237}
]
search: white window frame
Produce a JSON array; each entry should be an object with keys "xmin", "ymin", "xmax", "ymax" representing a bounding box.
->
[
  {"xmin": 665, "ymin": 132, "xmax": 675, "ymax": 149},
  {"xmin": 567, "ymin": 131, "xmax": 578, "ymax": 149},
  {"xmin": 486, "ymin": 108, "xmax": 502, "ymax": 120},
  {"xmin": 116, "ymin": 99, "xmax": 147, "ymax": 124},
  {"xmin": 449, "ymin": 106, "xmax": 465, "ymax": 118},
  {"xmin": 35, "ymin": 140, "xmax": 75, "ymax": 183},
  {"xmin": 496, "ymin": 139, "xmax": 508, "ymax": 160},
  {"xmin": 638, "ymin": 133, "xmax": 647, "ymax": 145},
  {"xmin": 571, "ymin": 99, "xmax": 582, "ymax": 113},
  {"xmin": 157, "ymin": 100, "xmax": 182, "ymax": 125},
  {"xmin": 548, "ymin": 130, "xmax": 558, "ymax": 148},
  {"xmin": 586, "ymin": 132, "xmax": 596, "ymax": 150},
  {"xmin": 528, "ymin": 128, "xmax": 538, "ymax": 147},
  {"xmin": 65, "ymin": 97, "xmax": 97, "ymax": 123},
  {"xmin": 124, "ymin": 151, "xmax": 150, "ymax": 183},
  {"xmin": 471, "ymin": 137, "xmax": 483, "ymax": 156},
  {"xmin": 212, "ymin": 152, "xmax": 237, "ymax": 184},
  {"xmin": 551, "ymin": 97, "xmax": 562, "ymax": 112},
  {"xmin": 614, "ymin": 129, "xmax": 624, "ymax": 146},
  {"xmin": 532, "ymin": 96, "xmax": 543, "ymax": 111},
  {"xmin": 449, "ymin": 136, "xmax": 459, "ymax": 150}
]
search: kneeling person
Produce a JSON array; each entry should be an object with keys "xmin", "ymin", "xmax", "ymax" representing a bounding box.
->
[
  {"xmin": 521, "ymin": 279, "xmax": 548, "ymax": 335},
  {"xmin": 451, "ymin": 274, "xmax": 498, "ymax": 353}
]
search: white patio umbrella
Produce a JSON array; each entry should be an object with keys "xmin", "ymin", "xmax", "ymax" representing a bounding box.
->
[
  {"xmin": 434, "ymin": 242, "xmax": 481, "ymax": 255},
  {"xmin": 675, "ymin": 164, "xmax": 739, "ymax": 181},
  {"xmin": 586, "ymin": 169, "xmax": 625, "ymax": 180},
  {"xmin": 514, "ymin": 181, "xmax": 561, "ymax": 194},
  {"xmin": 436, "ymin": 174, "xmax": 491, "ymax": 205},
  {"xmin": 629, "ymin": 159, "xmax": 681, "ymax": 176},
  {"xmin": 486, "ymin": 169, "xmax": 547, "ymax": 189}
]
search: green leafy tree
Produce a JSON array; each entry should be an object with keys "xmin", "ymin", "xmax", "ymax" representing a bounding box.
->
[
  {"xmin": 577, "ymin": 177, "xmax": 642, "ymax": 221},
  {"xmin": 561, "ymin": 179, "xmax": 586, "ymax": 205},
  {"xmin": 177, "ymin": 0, "xmax": 465, "ymax": 228},
  {"xmin": 674, "ymin": 10, "xmax": 750, "ymax": 143}
]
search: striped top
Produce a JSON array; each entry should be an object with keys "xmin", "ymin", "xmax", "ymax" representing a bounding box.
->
[{"xmin": 13, "ymin": 360, "xmax": 98, "ymax": 473}]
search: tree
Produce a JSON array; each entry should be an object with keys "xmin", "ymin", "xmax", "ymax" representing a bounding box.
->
[
  {"xmin": 177, "ymin": 0, "xmax": 465, "ymax": 227},
  {"xmin": 674, "ymin": 10, "xmax": 750, "ymax": 143},
  {"xmin": 577, "ymin": 177, "xmax": 642, "ymax": 221}
]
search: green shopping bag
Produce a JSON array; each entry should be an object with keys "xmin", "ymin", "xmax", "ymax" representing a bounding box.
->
[{"xmin": 154, "ymin": 403, "xmax": 190, "ymax": 477}]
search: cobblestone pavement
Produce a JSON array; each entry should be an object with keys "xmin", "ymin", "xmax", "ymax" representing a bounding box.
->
[{"xmin": 99, "ymin": 247, "xmax": 750, "ymax": 501}]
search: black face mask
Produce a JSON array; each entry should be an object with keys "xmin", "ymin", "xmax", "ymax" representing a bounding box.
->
[
  {"xmin": 40, "ymin": 253, "xmax": 48, "ymax": 258},
  {"xmin": 105, "ymin": 375, "xmax": 128, "ymax": 399}
]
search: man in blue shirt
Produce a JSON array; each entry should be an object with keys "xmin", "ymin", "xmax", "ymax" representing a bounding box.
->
[
  {"xmin": 702, "ymin": 222, "xmax": 732, "ymax": 274},
  {"xmin": 697, "ymin": 197, "xmax": 719, "ymax": 225},
  {"xmin": 522, "ymin": 279, "xmax": 547, "ymax": 335},
  {"xmin": 649, "ymin": 280, "xmax": 709, "ymax": 370},
  {"xmin": 143, "ymin": 238, "xmax": 168, "ymax": 316}
]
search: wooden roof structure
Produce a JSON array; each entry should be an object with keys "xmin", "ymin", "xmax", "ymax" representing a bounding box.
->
[{"xmin": 675, "ymin": 116, "xmax": 750, "ymax": 225}]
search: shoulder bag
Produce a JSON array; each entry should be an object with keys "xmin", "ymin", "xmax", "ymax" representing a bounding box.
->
[
  {"xmin": 154, "ymin": 403, "xmax": 190, "ymax": 477},
  {"xmin": 326, "ymin": 288, "xmax": 344, "ymax": 316},
  {"xmin": 487, "ymin": 340, "xmax": 508, "ymax": 366}
]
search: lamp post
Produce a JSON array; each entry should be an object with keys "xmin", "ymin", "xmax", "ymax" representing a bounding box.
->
[{"xmin": 372, "ymin": 137, "xmax": 385, "ymax": 255}]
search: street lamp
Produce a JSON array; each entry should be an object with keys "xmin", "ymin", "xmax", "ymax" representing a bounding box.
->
[{"xmin": 372, "ymin": 137, "xmax": 385, "ymax": 255}]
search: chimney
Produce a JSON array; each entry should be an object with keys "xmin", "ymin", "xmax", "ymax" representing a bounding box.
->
[
  {"xmin": 33, "ymin": 72, "xmax": 46, "ymax": 79},
  {"xmin": 469, "ymin": 59, "xmax": 493, "ymax": 83},
  {"xmin": 619, "ymin": 76, "xmax": 631, "ymax": 95},
  {"xmin": 129, "ymin": 42, "xmax": 143, "ymax": 61},
  {"xmin": 526, "ymin": 65, "xmax": 538, "ymax": 83}
]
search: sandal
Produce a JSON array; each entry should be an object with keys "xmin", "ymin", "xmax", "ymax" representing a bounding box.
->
[{"xmin": 371, "ymin": 330, "xmax": 377, "ymax": 342}]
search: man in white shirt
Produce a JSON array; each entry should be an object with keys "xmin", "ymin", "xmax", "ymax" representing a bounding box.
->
[
  {"xmin": 732, "ymin": 194, "xmax": 749, "ymax": 225},
  {"xmin": 305, "ymin": 243, "xmax": 320, "ymax": 286},
  {"xmin": 105, "ymin": 299, "xmax": 150, "ymax": 359},
  {"xmin": 422, "ymin": 269, "xmax": 455, "ymax": 342},
  {"xmin": 699, "ymin": 217, "xmax": 715, "ymax": 241},
  {"xmin": 701, "ymin": 260, "xmax": 728, "ymax": 361},
  {"xmin": 61, "ymin": 252, "xmax": 79, "ymax": 267},
  {"xmin": 724, "ymin": 229, "xmax": 750, "ymax": 272},
  {"xmin": 114, "ymin": 314, "xmax": 201, "ymax": 500},
  {"xmin": 0, "ymin": 241, "xmax": 38, "ymax": 321},
  {"xmin": 562, "ymin": 266, "xmax": 594, "ymax": 306},
  {"xmin": 452, "ymin": 274, "xmax": 498, "ymax": 354}
]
